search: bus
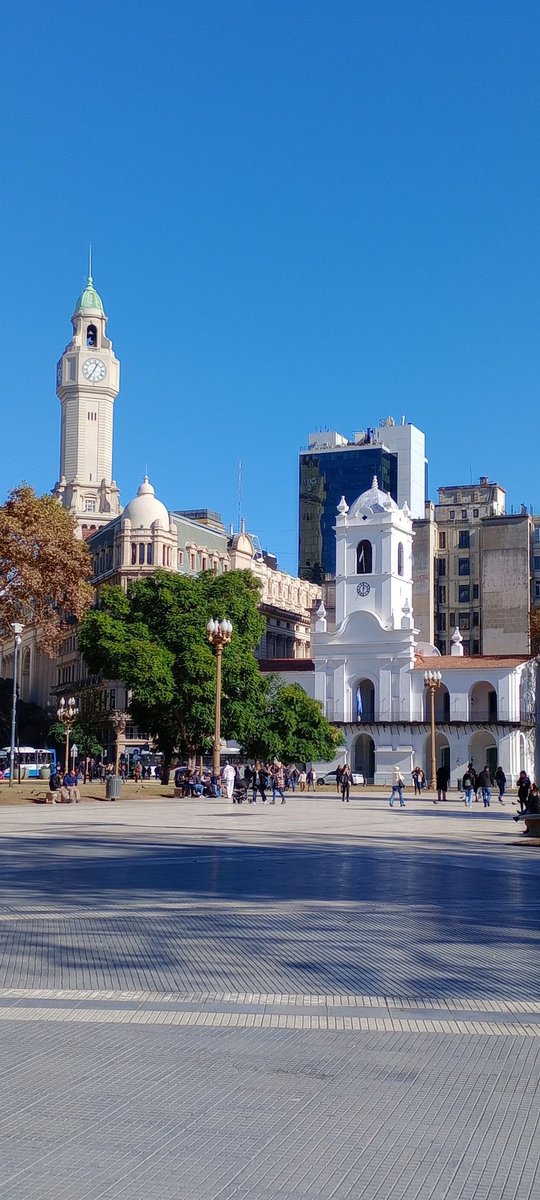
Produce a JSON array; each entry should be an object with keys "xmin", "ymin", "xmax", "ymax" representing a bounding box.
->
[{"xmin": 0, "ymin": 747, "xmax": 57, "ymax": 780}]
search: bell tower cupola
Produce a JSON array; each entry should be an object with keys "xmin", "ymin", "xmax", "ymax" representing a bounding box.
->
[{"xmin": 54, "ymin": 259, "xmax": 121, "ymax": 535}]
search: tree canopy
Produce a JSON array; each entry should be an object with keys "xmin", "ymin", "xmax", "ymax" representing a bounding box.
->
[
  {"xmin": 0, "ymin": 485, "xmax": 92, "ymax": 653},
  {"xmin": 78, "ymin": 569, "xmax": 340, "ymax": 768}
]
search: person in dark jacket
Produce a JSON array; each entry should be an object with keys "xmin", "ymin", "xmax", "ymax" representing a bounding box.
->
[
  {"xmin": 477, "ymin": 765, "xmax": 494, "ymax": 808},
  {"xmin": 435, "ymin": 764, "xmax": 450, "ymax": 804},
  {"xmin": 514, "ymin": 783, "xmax": 540, "ymax": 831},
  {"xmin": 494, "ymin": 766, "xmax": 506, "ymax": 804},
  {"xmin": 517, "ymin": 771, "xmax": 531, "ymax": 814}
]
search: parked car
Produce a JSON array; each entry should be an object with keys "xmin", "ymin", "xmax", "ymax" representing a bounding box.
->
[{"xmin": 316, "ymin": 769, "xmax": 365, "ymax": 786}]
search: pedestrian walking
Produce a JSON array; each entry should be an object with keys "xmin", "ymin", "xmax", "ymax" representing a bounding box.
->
[
  {"xmin": 477, "ymin": 765, "xmax": 493, "ymax": 807},
  {"xmin": 462, "ymin": 765, "xmax": 475, "ymax": 808},
  {"xmin": 341, "ymin": 764, "xmax": 352, "ymax": 802},
  {"xmin": 412, "ymin": 765, "xmax": 423, "ymax": 795},
  {"xmin": 494, "ymin": 766, "xmax": 506, "ymax": 804},
  {"xmin": 389, "ymin": 767, "xmax": 406, "ymax": 808},
  {"xmin": 221, "ymin": 760, "xmax": 236, "ymax": 799},
  {"xmin": 298, "ymin": 769, "xmax": 307, "ymax": 792},
  {"xmin": 306, "ymin": 767, "xmax": 316, "ymax": 792},
  {"xmin": 517, "ymin": 771, "xmax": 531, "ymax": 814},
  {"xmin": 271, "ymin": 761, "xmax": 286, "ymax": 805},
  {"xmin": 251, "ymin": 761, "xmax": 268, "ymax": 804}
]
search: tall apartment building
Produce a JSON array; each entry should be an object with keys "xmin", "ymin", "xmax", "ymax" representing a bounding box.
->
[
  {"xmin": 432, "ymin": 479, "xmax": 532, "ymax": 656},
  {"xmin": 299, "ymin": 417, "xmax": 426, "ymax": 583}
]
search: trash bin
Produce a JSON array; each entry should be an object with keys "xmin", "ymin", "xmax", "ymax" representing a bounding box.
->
[{"xmin": 106, "ymin": 775, "xmax": 122, "ymax": 801}]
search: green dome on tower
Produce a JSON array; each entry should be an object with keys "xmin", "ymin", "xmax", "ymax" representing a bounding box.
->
[{"xmin": 74, "ymin": 274, "xmax": 104, "ymax": 313}]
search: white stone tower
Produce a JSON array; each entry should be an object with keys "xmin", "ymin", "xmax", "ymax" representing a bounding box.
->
[{"xmin": 53, "ymin": 268, "xmax": 121, "ymax": 533}]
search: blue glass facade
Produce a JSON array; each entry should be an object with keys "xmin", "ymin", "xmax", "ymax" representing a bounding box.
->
[{"xmin": 299, "ymin": 447, "xmax": 398, "ymax": 582}]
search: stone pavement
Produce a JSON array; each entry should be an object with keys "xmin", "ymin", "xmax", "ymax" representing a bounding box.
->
[{"xmin": 0, "ymin": 793, "xmax": 539, "ymax": 1199}]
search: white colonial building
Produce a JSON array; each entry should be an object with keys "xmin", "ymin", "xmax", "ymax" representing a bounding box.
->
[{"xmin": 308, "ymin": 478, "xmax": 537, "ymax": 785}]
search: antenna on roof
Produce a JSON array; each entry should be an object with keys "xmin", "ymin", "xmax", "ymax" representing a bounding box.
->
[{"xmin": 237, "ymin": 459, "xmax": 242, "ymax": 532}]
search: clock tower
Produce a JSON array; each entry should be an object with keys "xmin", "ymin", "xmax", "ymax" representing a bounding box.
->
[{"xmin": 53, "ymin": 271, "xmax": 121, "ymax": 534}]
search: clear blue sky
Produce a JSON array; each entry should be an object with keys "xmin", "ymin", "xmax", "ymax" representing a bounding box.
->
[{"xmin": 2, "ymin": 1, "xmax": 540, "ymax": 572}]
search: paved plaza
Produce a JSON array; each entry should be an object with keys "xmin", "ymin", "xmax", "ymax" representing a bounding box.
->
[{"xmin": 0, "ymin": 791, "xmax": 539, "ymax": 1199}]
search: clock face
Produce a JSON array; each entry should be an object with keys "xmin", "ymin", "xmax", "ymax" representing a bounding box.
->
[
  {"xmin": 356, "ymin": 582, "xmax": 371, "ymax": 597},
  {"xmin": 82, "ymin": 358, "xmax": 107, "ymax": 383}
]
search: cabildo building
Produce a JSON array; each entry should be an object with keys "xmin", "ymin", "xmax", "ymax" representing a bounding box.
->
[{"xmin": 288, "ymin": 477, "xmax": 538, "ymax": 786}]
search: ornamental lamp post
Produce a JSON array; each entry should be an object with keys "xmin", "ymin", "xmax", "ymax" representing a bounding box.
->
[
  {"xmin": 57, "ymin": 695, "xmax": 79, "ymax": 773},
  {"xmin": 207, "ymin": 618, "xmax": 233, "ymax": 777},
  {"xmin": 8, "ymin": 622, "xmax": 24, "ymax": 789},
  {"xmin": 111, "ymin": 711, "xmax": 127, "ymax": 775},
  {"xmin": 423, "ymin": 670, "xmax": 443, "ymax": 789}
]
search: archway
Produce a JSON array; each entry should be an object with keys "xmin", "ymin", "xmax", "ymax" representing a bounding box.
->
[
  {"xmin": 354, "ymin": 734, "xmax": 375, "ymax": 783},
  {"xmin": 423, "ymin": 731, "xmax": 450, "ymax": 780},
  {"xmin": 469, "ymin": 681, "xmax": 497, "ymax": 722},
  {"xmin": 468, "ymin": 730, "xmax": 497, "ymax": 776},
  {"xmin": 353, "ymin": 678, "xmax": 375, "ymax": 721},
  {"xmin": 423, "ymin": 683, "xmax": 450, "ymax": 722}
]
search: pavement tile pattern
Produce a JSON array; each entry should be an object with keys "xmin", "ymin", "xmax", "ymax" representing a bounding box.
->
[{"xmin": 0, "ymin": 795, "xmax": 539, "ymax": 1199}]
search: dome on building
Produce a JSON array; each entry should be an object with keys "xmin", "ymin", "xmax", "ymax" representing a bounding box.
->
[
  {"xmin": 74, "ymin": 274, "xmax": 105, "ymax": 314},
  {"xmin": 348, "ymin": 475, "xmax": 399, "ymax": 518},
  {"xmin": 122, "ymin": 476, "xmax": 170, "ymax": 528}
]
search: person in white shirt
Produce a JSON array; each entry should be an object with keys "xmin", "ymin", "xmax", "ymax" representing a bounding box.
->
[{"xmin": 222, "ymin": 761, "xmax": 236, "ymax": 799}]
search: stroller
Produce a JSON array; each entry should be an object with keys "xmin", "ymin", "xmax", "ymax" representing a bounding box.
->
[{"xmin": 233, "ymin": 783, "xmax": 247, "ymax": 804}]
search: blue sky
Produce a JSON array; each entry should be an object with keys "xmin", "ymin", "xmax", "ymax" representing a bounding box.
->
[{"xmin": 2, "ymin": 1, "xmax": 540, "ymax": 572}]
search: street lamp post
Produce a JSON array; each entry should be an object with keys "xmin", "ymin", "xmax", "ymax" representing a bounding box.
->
[
  {"xmin": 423, "ymin": 670, "xmax": 443, "ymax": 789},
  {"xmin": 57, "ymin": 696, "xmax": 79, "ymax": 773},
  {"xmin": 8, "ymin": 622, "xmax": 24, "ymax": 789},
  {"xmin": 111, "ymin": 711, "xmax": 127, "ymax": 775},
  {"xmin": 207, "ymin": 618, "xmax": 233, "ymax": 777}
]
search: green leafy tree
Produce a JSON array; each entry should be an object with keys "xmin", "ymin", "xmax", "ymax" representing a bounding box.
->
[
  {"xmin": 78, "ymin": 569, "xmax": 341, "ymax": 777},
  {"xmin": 242, "ymin": 679, "xmax": 343, "ymax": 764},
  {"xmin": 78, "ymin": 569, "xmax": 266, "ymax": 775}
]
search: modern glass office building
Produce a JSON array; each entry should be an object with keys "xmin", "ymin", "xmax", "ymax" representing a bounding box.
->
[{"xmin": 299, "ymin": 441, "xmax": 398, "ymax": 582}]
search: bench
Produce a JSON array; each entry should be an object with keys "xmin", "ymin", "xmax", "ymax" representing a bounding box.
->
[{"xmin": 524, "ymin": 815, "xmax": 540, "ymax": 839}]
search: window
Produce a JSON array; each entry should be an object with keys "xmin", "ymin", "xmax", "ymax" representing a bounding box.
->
[
  {"xmin": 84, "ymin": 498, "xmax": 96, "ymax": 512},
  {"xmin": 439, "ymin": 531, "xmax": 446, "ymax": 549},
  {"xmin": 535, "ymin": 528, "xmax": 540, "ymax": 543},
  {"xmin": 397, "ymin": 542, "xmax": 404, "ymax": 576},
  {"xmin": 146, "ymin": 544, "xmax": 152, "ymax": 566},
  {"xmin": 438, "ymin": 585, "xmax": 446, "ymax": 604},
  {"xmin": 437, "ymin": 640, "xmax": 447, "ymax": 655},
  {"xmin": 86, "ymin": 324, "xmax": 97, "ymax": 348},
  {"xmin": 472, "ymin": 640, "xmax": 480, "ymax": 654},
  {"xmin": 473, "ymin": 584, "xmax": 479, "ymax": 599},
  {"xmin": 473, "ymin": 508, "xmax": 479, "ymax": 517},
  {"xmin": 450, "ymin": 611, "xmax": 456, "ymax": 626},
  {"xmin": 458, "ymin": 530, "xmax": 470, "ymax": 548},
  {"xmin": 356, "ymin": 540, "xmax": 372, "ymax": 574},
  {"xmin": 449, "ymin": 510, "xmax": 455, "ymax": 519},
  {"xmin": 131, "ymin": 543, "xmax": 137, "ymax": 565},
  {"xmin": 461, "ymin": 509, "xmax": 467, "ymax": 519},
  {"xmin": 458, "ymin": 585, "xmax": 470, "ymax": 603},
  {"xmin": 534, "ymin": 557, "xmax": 540, "ymax": 571},
  {"xmin": 437, "ymin": 559, "xmax": 446, "ymax": 576},
  {"xmin": 472, "ymin": 611, "xmax": 479, "ymax": 625},
  {"xmin": 535, "ymin": 584, "xmax": 540, "ymax": 599},
  {"xmin": 178, "ymin": 549, "xmax": 184, "ymax": 567},
  {"xmin": 190, "ymin": 553, "xmax": 196, "ymax": 571},
  {"xmin": 109, "ymin": 689, "xmax": 116, "ymax": 710},
  {"xmin": 438, "ymin": 614, "xmax": 446, "ymax": 631},
  {"xmin": 458, "ymin": 558, "xmax": 470, "ymax": 576},
  {"xmin": 459, "ymin": 613, "xmax": 470, "ymax": 630},
  {"xmin": 202, "ymin": 556, "xmax": 207, "ymax": 571},
  {"xmin": 462, "ymin": 640, "xmax": 470, "ymax": 654},
  {"xmin": 139, "ymin": 543, "xmax": 145, "ymax": 564}
]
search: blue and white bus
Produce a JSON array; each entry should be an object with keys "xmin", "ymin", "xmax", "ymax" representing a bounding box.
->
[{"xmin": 0, "ymin": 747, "xmax": 57, "ymax": 780}]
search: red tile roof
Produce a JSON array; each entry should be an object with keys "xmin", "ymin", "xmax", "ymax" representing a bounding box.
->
[{"xmin": 414, "ymin": 655, "xmax": 529, "ymax": 670}]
